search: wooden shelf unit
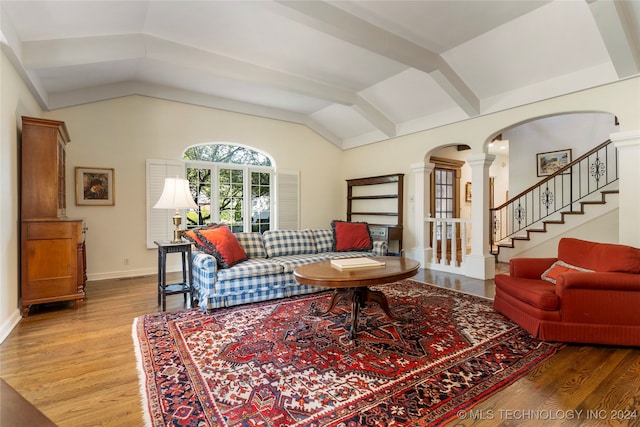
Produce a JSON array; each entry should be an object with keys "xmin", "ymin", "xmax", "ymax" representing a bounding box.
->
[{"xmin": 346, "ymin": 173, "xmax": 404, "ymax": 255}]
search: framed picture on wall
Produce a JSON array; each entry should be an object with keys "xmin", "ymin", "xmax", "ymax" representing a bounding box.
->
[
  {"xmin": 536, "ymin": 149, "xmax": 572, "ymax": 177},
  {"xmin": 465, "ymin": 181, "xmax": 472, "ymax": 202},
  {"xmin": 75, "ymin": 167, "xmax": 115, "ymax": 206}
]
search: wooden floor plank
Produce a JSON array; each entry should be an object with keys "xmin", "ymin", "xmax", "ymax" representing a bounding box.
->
[{"xmin": 1, "ymin": 268, "xmax": 639, "ymax": 427}]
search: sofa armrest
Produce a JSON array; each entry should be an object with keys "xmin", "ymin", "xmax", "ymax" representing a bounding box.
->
[
  {"xmin": 372, "ymin": 240, "xmax": 388, "ymax": 256},
  {"xmin": 509, "ymin": 257, "xmax": 557, "ymax": 279},
  {"xmin": 191, "ymin": 251, "xmax": 218, "ymax": 309},
  {"xmin": 556, "ymin": 272, "xmax": 640, "ymax": 294}
]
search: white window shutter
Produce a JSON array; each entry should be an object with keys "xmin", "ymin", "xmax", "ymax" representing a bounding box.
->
[
  {"xmin": 146, "ymin": 159, "xmax": 186, "ymax": 248},
  {"xmin": 275, "ymin": 169, "xmax": 299, "ymax": 230}
]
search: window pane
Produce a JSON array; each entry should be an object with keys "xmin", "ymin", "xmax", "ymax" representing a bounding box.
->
[
  {"xmin": 219, "ymin": 168, "xmax": 243, "ymax": 231},
  {"xmin": 433, "ymin": 168, "xmax": 458, "ymax": 240},
  {"xmin": 251, "ymin": 171, "xmax": 271, "ymax": 232},
  {"xmin": 186, "ymin": 167, "xmax": 212, "ymax": 228}
]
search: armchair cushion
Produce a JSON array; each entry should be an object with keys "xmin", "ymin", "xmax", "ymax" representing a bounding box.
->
[{"xmin": 495, "ymin": 275, "xmax": 560, "ymax": 310}]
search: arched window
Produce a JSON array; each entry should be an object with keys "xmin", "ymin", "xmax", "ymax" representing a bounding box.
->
[
  {"xmin": 147, "ymin": 144, "xmax": 298, "ymax": 247},
  {"xmin": 183, "ymin": 144, "xmax": 272, "ymax": 166},
  {"xmin": 183, "ymin": 143, "xmax": 275, "ymax": 233}
]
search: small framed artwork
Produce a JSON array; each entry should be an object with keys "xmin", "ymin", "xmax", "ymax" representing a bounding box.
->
[
  {"xmin": 536, "ymin": 149, "xmax": 572, "ymax": 177},
  {"xmin": 76, "ymin": 167, "xmax": 115, "ymax": 206},
  {"xmin": 465, "ymin": 181, "xmax": 472, "ymax": 202}
]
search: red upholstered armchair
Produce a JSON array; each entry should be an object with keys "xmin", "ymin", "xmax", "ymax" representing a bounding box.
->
[{"xmin": 494, "ymin": 238, "xmax": 640, "ymax": 346}]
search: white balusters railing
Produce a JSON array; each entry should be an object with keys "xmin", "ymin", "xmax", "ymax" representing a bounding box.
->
[{"xmin": 425, "ymin": 217, "xmax": 471, "ymax": 272}]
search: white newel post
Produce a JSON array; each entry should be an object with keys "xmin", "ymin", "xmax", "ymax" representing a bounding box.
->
[
  {"xmin": 611, "ymin": 130, "xmax": 640, "ymax": 248},
  {"xmin": 465, "ymin": 154, "xmax": 496, "ymax": 279},
  {"xmin": 409, "ymin": 162, "xmax": 435, "ymax": 267}
]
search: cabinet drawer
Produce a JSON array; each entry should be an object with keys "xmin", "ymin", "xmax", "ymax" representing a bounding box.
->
[{"xmin": 24, "ymin": 221, "xmax": 78, "ymax": 239}]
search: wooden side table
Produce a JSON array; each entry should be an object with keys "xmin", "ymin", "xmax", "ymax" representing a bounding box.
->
[{"xmin": 154, "ymin": 240, "xmax": 194, "ymax": 311}]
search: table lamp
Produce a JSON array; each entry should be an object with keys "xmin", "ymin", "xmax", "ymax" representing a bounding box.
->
[{"xmin": 153, "ymin": 177, "xmax": 197, "ymax": 242}]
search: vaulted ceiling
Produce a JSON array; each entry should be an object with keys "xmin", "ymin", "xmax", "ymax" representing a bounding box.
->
[{"xmin": 1, "ymin": 1, "xmax": 638, "ymax": 149}]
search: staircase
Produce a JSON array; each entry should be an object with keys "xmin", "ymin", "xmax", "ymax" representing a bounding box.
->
[{"xmin": 491, "ymin": 139, "xmax": 619, "ymax": 261}]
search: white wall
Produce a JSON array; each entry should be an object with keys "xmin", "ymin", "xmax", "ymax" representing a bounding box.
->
[
  {"xmin": 490, "ymin": 153, "xmax": 509, "ymax": 207},
  {"xmin": 506, "ymin": 113, "xmax": 618, "ymax": 196},
  {"xmin": 1, "ymin": 51, "xmax": 44, "ymax": 341},
  {"xmin": 44, "ymin": 96, "xmax": 344, "ymax": 280}
]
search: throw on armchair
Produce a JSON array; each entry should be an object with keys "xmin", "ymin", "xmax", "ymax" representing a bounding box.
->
[{"xmin": 494, "ymin": 238, "xmax": 640, "ymax": 346}]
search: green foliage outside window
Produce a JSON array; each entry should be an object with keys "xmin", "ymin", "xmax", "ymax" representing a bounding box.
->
[
  {"xmin": 183, "ymin": 144, "xmax": 273, "ymax": 232},
  {"xmin": 183, "ymin": 144, "xmax": 271, "ymax": 166}
]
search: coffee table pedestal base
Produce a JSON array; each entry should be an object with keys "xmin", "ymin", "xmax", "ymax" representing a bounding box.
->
[{"xmin": 315, "ymin": 287, "xmax": 401, "ymax": 339}]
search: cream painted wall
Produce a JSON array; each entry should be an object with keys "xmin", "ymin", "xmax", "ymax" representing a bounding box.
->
[
  {"xmin": 43, "ymin": 96, "xmax": 344, "ymax": 280},
  {"xmin": 1, "ymin": 51, "xmax": 44, "ymax": 341},
  {"xmin": 507, "ymin": 210, "xmax": 620, "ymax": 259},
  {"xmin": 341, "ymin": 77, "xmax": 640, "ymax": 255},
  {"xmin": 506, "ymin": 113, "xmax": 617, "ymax": 197}
]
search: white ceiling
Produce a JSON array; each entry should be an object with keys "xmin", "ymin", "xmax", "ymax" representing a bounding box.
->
[{"xmin": 1, "ymin": 0, "xmax": 638, "ymax": 149}]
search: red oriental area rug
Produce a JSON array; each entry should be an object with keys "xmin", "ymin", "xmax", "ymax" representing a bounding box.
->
[{"xmin": 132, "ymin": 279, "xmax": 561, "ymax": 426}]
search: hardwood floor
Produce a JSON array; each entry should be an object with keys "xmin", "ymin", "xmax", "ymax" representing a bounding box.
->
[{"xmin": 1, "ymin": 267, "xmax": 639, "ymax": 427}]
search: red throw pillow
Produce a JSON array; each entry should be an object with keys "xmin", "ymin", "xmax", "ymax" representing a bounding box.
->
[
  {"xmin": 183, "ymin": 224, "xmax": 217, "ymax": 253},
  {"xmin": 541, "ymin": 260, "xmax": 594, "ymax": 284},
  {"xmin": 195, "ymin": 225, "xmax": 247, "ymax": 268},
  {"xmin": 332, "ymin": 220, "xmax": 373, "ymax": 252}
]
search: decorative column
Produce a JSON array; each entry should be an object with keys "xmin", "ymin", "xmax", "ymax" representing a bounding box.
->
[
  {"xmin": 611, "ymin": 130, "xmax": 640, "ymax": 247},
  {"xmin": 408, "ymin": 162, "xmax": 435, "ymax": 267},
  {"xmin": 465, "ymin": 153, "xmax": 496, "ymax": 279}
]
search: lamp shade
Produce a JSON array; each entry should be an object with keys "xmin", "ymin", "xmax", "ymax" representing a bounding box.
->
[{"xmin": 153, "ymin": 177, "xmax": 197, "ymax": 210}]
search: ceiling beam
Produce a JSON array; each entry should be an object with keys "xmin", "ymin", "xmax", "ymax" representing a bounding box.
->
[
  {"xmin": 353, "ymin": 95, "xmax": 397, "ymax": 137},
  {"xmin": 22, "ymin": 34, "xmax": 360, "ymax": 106},
  {"xmin": 588, "ymin": 0, "xmax": 640, "ymax": 77},
  {"xmin": 273, "ymin": 0, "xmax": 480, "ymax": 117}
]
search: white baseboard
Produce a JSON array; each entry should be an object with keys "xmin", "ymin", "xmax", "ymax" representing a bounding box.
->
[
  {"xmin": 0, "ymin": 308, "xmax": 22, "ymax": 344},
  {"xmin": 87, "ymin": 267, "xmax": 157, "ymax": 282}
]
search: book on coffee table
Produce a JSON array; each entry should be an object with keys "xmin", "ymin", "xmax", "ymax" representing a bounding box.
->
[{"xmin": 330, "ymin": 257, "xmax": 386, "ymax": 270}]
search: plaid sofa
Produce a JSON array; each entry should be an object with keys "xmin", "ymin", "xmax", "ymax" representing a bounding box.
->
[{"xmin": 192, "ymin": 229, "xmax": 387, "ymax": 310}]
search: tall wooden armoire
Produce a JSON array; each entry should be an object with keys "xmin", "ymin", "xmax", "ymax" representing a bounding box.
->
[{"xmin": 20, "ymin": 116, "xmax": 86, "ymax": 317}]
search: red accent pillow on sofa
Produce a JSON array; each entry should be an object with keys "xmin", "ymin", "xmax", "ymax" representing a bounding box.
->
[
  {"xmin": 183, "ymin": 224, "xmax": 217, "ymax": 253},
  {"xmin": 332, "ymin": 220, "xmax": 373, "ymax": 252},
  {"xmin": 195, "ymin": 225, "xmax": 247, "ymax": 268}
]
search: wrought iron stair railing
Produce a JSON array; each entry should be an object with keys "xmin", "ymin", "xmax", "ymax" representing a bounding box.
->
[{"xmin": 490, "ymin": 139, "xmax": 618, "ymax": 254}]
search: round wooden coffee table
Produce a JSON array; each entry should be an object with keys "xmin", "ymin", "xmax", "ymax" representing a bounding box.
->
[{"xmin": 293, "ymin": 256, "xmax": 420, "ymax": 339}]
